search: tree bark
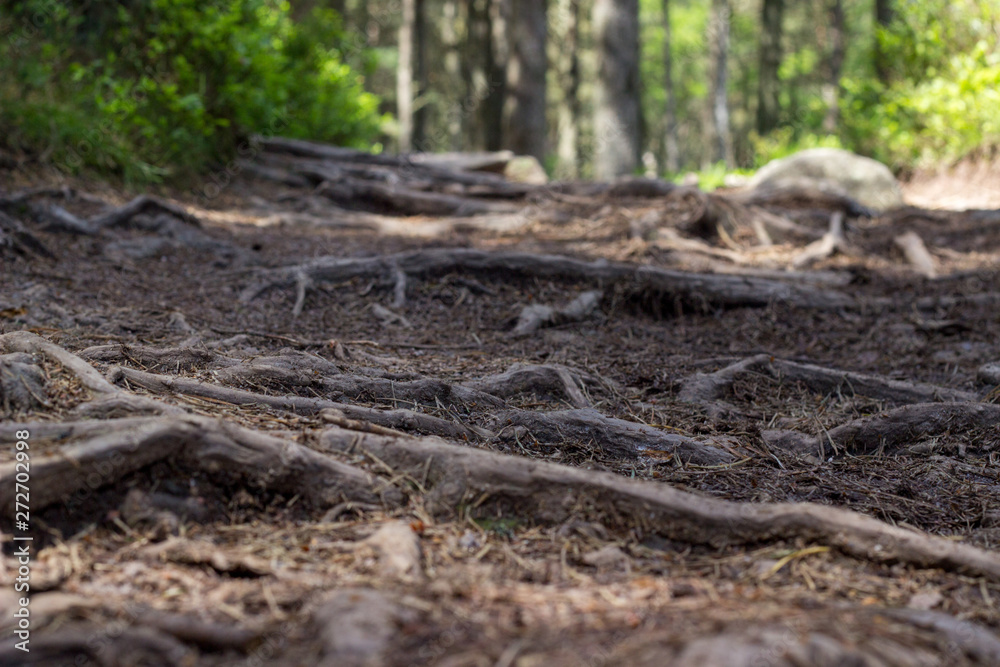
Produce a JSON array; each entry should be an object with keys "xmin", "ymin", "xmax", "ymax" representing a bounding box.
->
[
  {"xmin": 484, "ymin": 0, "xmax": 509, "ymax": 151},
  {"xmin": 503, "ymin": 0, "xmax": 548, "ymax": 160},
  {"xmin": 662, "ymin": 0, "xmax": 679, "ymax": 173},
  {"xmin": 465, "ymin": 0, "xmax": 508, "ymax": 151},
  {"xmin": 413, "ymin": 0, "xmax": 427, "ymax": 149},
  {"xmin": 397, "ymin": 0, "xmax": 416, "ymax": 152},
  {"xmin": 440, "ymin": 0, "xmax": 463, "ymax": 151},
  {"xmin": 593, "ymin": 0, "xmax": 641, "ymax": 179},
  {"xmin": 822, "ymin": 0, "xmax": 845, "ymax": 134},
  {"xmin": 554, "ymin": 0, "xmax": 581, "ymax": 179},
  {"xmin": 756, "ymin": 0, "xmax": 783, "ymax": 136},
  {"xmin": 709, "ymin": 0, "xmax": 733, "ymax": 168}
]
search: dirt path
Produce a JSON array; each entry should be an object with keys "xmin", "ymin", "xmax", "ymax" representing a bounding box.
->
[{"xmin": 1, "ymin": 147, "xmax": 1000, "ymax": 666}]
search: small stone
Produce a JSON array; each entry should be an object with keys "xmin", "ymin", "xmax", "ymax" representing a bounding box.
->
[{"xmin": 908, "ymin": 590, "xmax": 944, "ymax": 610}]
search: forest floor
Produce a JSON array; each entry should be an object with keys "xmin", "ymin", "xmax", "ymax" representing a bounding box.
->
[{"xmin": 2, "ymin": 145, "xmax": 1000, "ymax": 666}]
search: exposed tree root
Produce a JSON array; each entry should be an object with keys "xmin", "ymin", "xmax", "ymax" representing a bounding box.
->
[
  {"xmin": 82, "ymin": 341, "xmax": 605, "ymax": 412},
  {"xmin": 1, "ymin": 331, "xmax": 118, "ymax": 394},
  {"xmin": 27, "ymin": 201, "xmax": 95, "ymax": 234},
  {"xmin": 318, "ymin": 176, "xmax": 521, "ymax": 217},
  {"xmin": 79, "ymin": 343, "xmax": 228, "ymax": 371},
  {"xmin": 468, "ymin": 363, "xmax": 601, "ymax": 408},
  {"xmin": 318, "ymin": 427, "xmax": 1000, "ymax": 581},
  {"xmin": 792, "ymin": 211, "xmax": 849, "ymax": 268},
  {"xmin": 213, "ymin": 356, "xmax": 506, "ymax": 412},
  {"xmin": 0, "ymin": 415, "xmax": 396, "ymax": 516},
  {"xmin": 111, "ymin": 365, "xmax": 725, "ymax": 462},
  {"xmin": 511, "ymin": 289, "xmax": 603, "ymax": 338},
  {"xmin": 894, "ymin": 230, "xmax": 938, "ymax": 278},
  {"xmin": 737, "ymin": 183, "xmax": 877, "ymax": 219},
  {"xmin": 0, "ymin": 352, "xmax": 49, "ymax": 411},
  {"xmin": 277, "ymin": 206, "xmax": 537, "ymax": 238},
  {"xmin": 89, "ymin": 195, "xmax": 201, "ymax": 229},
  {"xmin": 0, "ymin": 625, "xmax": 193, "ymax": 666},
  {"xmin": 0, "ymin": 210, "xmax": 53, "ymax": 259},
  {"xmin": 0, "ymin": 331, "xmax": 182, "ymax": 416},
  {"xmin": 630, "ymin": 607, "xmax": 991, "ymax": 667},
  {"xmin": 111, "ymin": 366, "xmax": 489, "ymax": 441},
  {"xmin": 259, "ymin": 136, "xmax": 534, "ymax": 193},
  {"xmin": 679, "ymin": 353, "xmax": 975, "ymax": 418},
  {"xmin": 494, "ymin": 408, "xmax": 736, "ymax": 465},
  {"xmin": 241, "ymin": 248, "xmax": 854, "ymax": 314},
  {"xmin": 70, "ymin": 339, "xmax": 724, "ymax": 463},
  {"xmin": 879, "ymin": 608, "xmax": 1000, "ymax": 664},
  {"xmin": 313, "ymin": 588, "xmax": 419, "ymax": 667},
  {"xmin": 763, "ymin": 402, "xmax": 1000, "ymax": 458},
  {"xmin": 132, "ymin": 608, "xmax": 260, "ymax": 652}
]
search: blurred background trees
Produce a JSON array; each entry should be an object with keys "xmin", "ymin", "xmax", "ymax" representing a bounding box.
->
[{"xmin": 1, "ymin": 0, "xmax": 997, "ymax": 184}]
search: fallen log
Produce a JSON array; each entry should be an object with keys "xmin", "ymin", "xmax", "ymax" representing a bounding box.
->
[{"xmin": 240, "ymin": 248, "xmax": 855, "ymax": 314}]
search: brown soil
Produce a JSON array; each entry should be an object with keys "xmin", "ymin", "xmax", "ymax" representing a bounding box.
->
[
  {"xmin": 902, "ymin": 155, "xmax": 1000, "ymax": 210},
  {"xmin": 1, "ymin": 151, "xmax": 1000, "ymax": 666}
]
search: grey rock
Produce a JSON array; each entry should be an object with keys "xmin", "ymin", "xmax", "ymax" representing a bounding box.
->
[
  {"xmin": 978, "ymin": 361, "xmax": 1000, "ymax": 385},
  {"xmin": 749, "ymin": 148, "xmax": 904, "ymax": 211}
]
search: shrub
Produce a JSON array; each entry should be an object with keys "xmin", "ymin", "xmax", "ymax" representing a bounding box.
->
[
  {"xmin": 0, "ymin": 0, "xmax": 384, "ymax": 183},
  {"xmin": 841, "ymin": 0, "xmax": 1000, "ymax": 169}
]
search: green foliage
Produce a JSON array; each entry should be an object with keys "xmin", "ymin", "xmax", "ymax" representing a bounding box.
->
[
  {"xmin": 674, "ymin": 161, "xmax": 754, "ymax": 192},
  {"xmin": 639, "ymin": 0, "xmax": 710, "ymax": 173},
  {"xmin": 842, "ymin": 0, "xmax": 1000, "ymax": 169},
  {"xmin": 636, "ymin": 0, "xmax": 1000, "ymax": 173},
  {"xmin": 749, "ymin": 129, "xmax": 844, "ymax": 168},
  {"xmin": 0, "ymin": 0, "xmax": 384, "ymax": 183}
]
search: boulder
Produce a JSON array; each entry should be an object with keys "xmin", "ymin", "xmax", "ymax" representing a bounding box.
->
[
  {"xmin": 748, "ymin": 148, "xmax": 903, "ymax": 211},
  {"xmin": 504, "ymin": 155, "xmax": 549, "ymax": 185}
]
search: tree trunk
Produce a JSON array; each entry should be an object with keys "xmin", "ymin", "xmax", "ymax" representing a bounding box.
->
[
  {"xmin": 554, "ymin": 0, "xmax": 581, "ymax": 179},
  {"xmin": 756, "ymin": 0, "xmax": 783, "ymax": 136},
  {"xmin": 397, "ymin": 0, "xmax": 416, "ymax": 152},
  {"xmin": 484, "ymin": 0, "xmax": 508, "ymax": 151},
  {"xmin": 461, "ymin": 0, "xmax": 482, "ymax": 149},
  {"xmin": 356, "ymin": 0, "xmax": 371, "ymax": 41},
  {"xmin": 503, "ymin": 0, "xmax": 547, "ymax": 160},
  {"xmin": 662, "ymin": 0, "xmax": 679, "ymax": 173},
  {"xmin": 465, "ymin": 0, "xmax": 508, "ymax": 152},
  {"xmin": 875, "ymin": 0, "xmax": 894, "ymax": 84},
  {"xmin": 822, "ymin": 0, "xmax": 845, "ymax": 134},
  {"xmin": 593, "ymin": 0, "xmax": 641, "ymax": 180},
  {"xmin": 709, "ymin": 0, "xmax": 733, "ymax": 168},
  {"xmin": 440, "ymin": 0, "xmax": 463, "ymax": 151},
  {"xmin": 412, "ymin": 0, "xmax": 427, "ymax": 149}
]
